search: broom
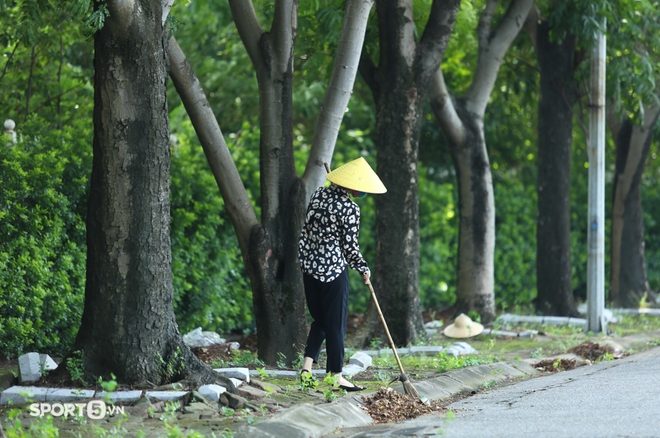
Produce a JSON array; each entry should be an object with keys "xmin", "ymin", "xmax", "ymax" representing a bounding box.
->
[{"xmin": 366, "ymin": 280, "xmax": 421, "ymax": 399}]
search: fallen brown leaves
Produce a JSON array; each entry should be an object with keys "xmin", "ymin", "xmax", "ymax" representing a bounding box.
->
[
  {"xmin": 532, "ymin": 358, "xmax": 579, "ymax": 373},
  {"xmin": 191, "ymin": 344, "xmax": 234, "ymax": 364},
  {"xmin": 361, "ymin": 387, "xmax": 444, "ymax": 424},
  {"xmin": 568, "ymin": 341, "xmax": 622, "ymax": 361}
]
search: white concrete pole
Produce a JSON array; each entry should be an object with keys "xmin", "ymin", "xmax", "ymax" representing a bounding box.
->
[{"xmin": 586, "ymin": 22, "xmax": 607, "ymax": 334}]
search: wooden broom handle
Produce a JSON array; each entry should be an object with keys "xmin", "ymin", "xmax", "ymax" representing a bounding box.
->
[{"xmin": 366, "ymin": 280, "xmax": 406, "ymax": 376}]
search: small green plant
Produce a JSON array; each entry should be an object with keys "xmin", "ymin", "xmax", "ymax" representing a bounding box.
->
[
  {"xmin": 221, "ymin": 406, "xmax": 235, "ymax": 416},
  {"xmin": 276, "ymin": 352, "xmax": 287, "ymax": 369},
  {"xmin": 159, "ymin": 401, "xmax": 181, "ymax": 423},
  {"xmin": 98, "ymin": 373, "xmax": 118, "ymax": 404},
  {"xmin": 256, "ymin": 367, "xmax": 269, "ymax": 380},
  {"xmin": 67, "ymin": 350, "xmax": 88, "ymax": 386},
  {"xmin": 481, "ymin": 380, "xmax": 497, "ymax": 390},
  {"xmin": 321, "ymin": 374, "xmax": 345, "ymax": 402},
  {"xmin": 300, "ymin": 371, "xmax": 319, "ymax": 392},
  {"xmin": 531, "ymin": 348, "xmax": 544, "ymax": 359},
  {"xmin": 229, "ymin": 350, "xmax": 265, "ymax": 367},
  {"xmin": 598, "ymin": 352, "xmax": 615, "ymax": 362},
  {"xmin": 157, "ymin": 347, "xmax": 186, "ymax": 384}
]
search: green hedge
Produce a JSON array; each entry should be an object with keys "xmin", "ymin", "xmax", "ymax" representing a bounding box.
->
[{"xmin": 0, "ymin": 118, "xmax": 90, "ymax": 358}]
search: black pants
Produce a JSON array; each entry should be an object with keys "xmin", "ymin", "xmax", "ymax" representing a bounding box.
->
[{"xmin": 303, "ymin": 268, "xmax": 349, "ymax": 373}]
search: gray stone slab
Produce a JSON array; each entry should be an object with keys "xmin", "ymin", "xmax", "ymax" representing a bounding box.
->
[
  {"xmin": 46, "ymin": 388, "xmax": 95, "ymax": 402},
  {"xmin": 360, "ymin": 350, "xmax": 380, "ymax": 357},
  {"xmin": 349, "ymin": 352, "xmax": 372, "ymax": 369},
  {"xmin": 18, "ymin": 352, "xmax": 42, "ymax": 383},
  {"xmin": 444, "ymin": 367, "xmax": 489, "ymax": 391},
  {"xmin": 1, "ymin": 386, "xmax": 49, "ymax": 404},
  {"xmin": 213, "ymin": 367, "xmax": 250, "ymax": 382},
  {"xmin": 197, "ymin": 384, "xmax": 226, "ymax": 402},
  {"xmin": 411, "ymin": 379, "xmax": 454, "ymax": 401},
  {"xmin": 342, "ymin": 364, "xmax": 363, "ymax": 377},
  {"xmin": 94, "ymin": 390, "xmax": 143, "ymax": 403},
  {"xmin": 505, "ymin": 360, "xmax": 540, "ymax": 376},
  {"xmin": 236, "ymin": 404, "xmax": 342, "ymax": 438},
  {"xmin": 409, "ymin": 346, "xmax": 445, "ymax": 356},
  {"xmin": 145, "ymin": 391, "xmax": 188, "ymax": 402},
  {"xmin": 424, "ymin": 375, "xmax": 471, "ymax": 394},
  {"xmin": 315, "ymin": 398, "xmax": 373, "ymax": 428},
  {"xmin": 39, "ymin": 354, "xmax": 58, "ymax": 371},
  {"xmin": 228, "ymin": 377, "xmax": 244, "ymax": 388},
  {"xmin": 486, "ymin": 362, "xmax": 527, "ymax": 380},
  {"xmin": 425, "ymin": 320, "xmax": 444, "ymax": 329}
]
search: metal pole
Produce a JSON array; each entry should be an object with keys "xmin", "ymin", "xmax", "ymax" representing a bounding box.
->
[{"xmin": 586, "ymin": 21, "xmax": 607, "ymax": 334}]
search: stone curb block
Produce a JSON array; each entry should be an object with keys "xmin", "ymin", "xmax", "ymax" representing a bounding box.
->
[
  {"xmin": 18, "ymin": 353, "xmax": 41, "ymax": 384},
  {"xmin": 198, "ymin": 384, "xmax": 226, "ymax": 402},
  {"xmin": 94, "ymin": 390, "xmax": 143, "ymax": 403},
  {"xmin": 214, "ymin": 367, "xmax": 250, "ymax": 383},
  {"xmin": 1, "ymin": 386, "xmax": 48, "ymax": 404},
  {"xmin": 235, "ymin": 404, "xmax": 342, "ymax": 438},
  {"xmin": 145, "ymin": 391, "xmax": 188, "ymax": 402},
  {"xmin": 46, "ymin": 389, "xmax": 94, "ymax": 402},
  {"xmin": 348, "ymin": 352, "xmax": 372, "ymax": 369},
  {"xmin": 315, "ymin": 397, "xmax": 373, "ymax": 429}
]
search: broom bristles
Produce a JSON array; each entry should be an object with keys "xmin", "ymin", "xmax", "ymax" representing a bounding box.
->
[{"xmin": 402, "ymin": 377, "xmax": 420, "ymax": 399}]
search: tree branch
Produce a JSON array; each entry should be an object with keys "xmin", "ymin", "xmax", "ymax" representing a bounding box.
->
[
  {"xmin": 228, "ymin": 0, "xmax": 266, "ymax": 72},
  {"xmin": 416, "ymin": 0, "xmax": 461, "ymax": 80},
  {"xmin": 429, "ymin": 67, "xmax": 465, "ymax": 145},
  {"xmin": 466, "ymin": 0, "xmax": 533, "ymax": 115},
  {"xmin": 271, "ymin": 0, "xmax": 296, "ymax": 69},
  {"xmin": 302, "ymin": 0, "xmax": 374, "ymax": 195},
  {"xmin": 168, "ymin": 37, "xmax": 259, "ymax": 260}
]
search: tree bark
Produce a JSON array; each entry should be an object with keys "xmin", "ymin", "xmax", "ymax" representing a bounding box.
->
[
  {"xmin": 353, "ymin": 0, "xmax": 460, "ymax": 347},
  {"xmin": 533, "ymin": 19, "xmax": 578, "ymax": 316},
  {"xmin": 430, "ymin": 0, "xmax": 532, "ymax": 323},
  {"xmin": 74, "ymin": 0, "xmax": 234, "ymax": 390},
  {"xmin": 609, "ymin": 107, "xmax": 660, "ymax": 307}
]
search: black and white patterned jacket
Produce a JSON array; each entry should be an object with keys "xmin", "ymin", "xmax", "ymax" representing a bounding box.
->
[{"xmin": 299, "ymin": 184, "xmax": 370, "ymax": 282}]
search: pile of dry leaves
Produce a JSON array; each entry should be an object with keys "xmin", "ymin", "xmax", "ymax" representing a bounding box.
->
[
  {"xmin": 361, "ymin": 387, "xmax": 444, "ymax": 424},
  {"xmin": 568, "ymin": 341, "xmax": 622, "ymax": 361},
  {"xmin": 532, "ymin": 358, "xmax": 579, "ymax": 373}
]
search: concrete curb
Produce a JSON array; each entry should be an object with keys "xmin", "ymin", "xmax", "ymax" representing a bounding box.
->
[{"xmin": 233, "ymin": 360, "xmax": 539, "ymax": 437}]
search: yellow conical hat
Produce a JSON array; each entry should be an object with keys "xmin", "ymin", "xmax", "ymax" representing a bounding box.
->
[{"xmin": 326, "ymin": 157, "xmax": 387, "ymax": 194}]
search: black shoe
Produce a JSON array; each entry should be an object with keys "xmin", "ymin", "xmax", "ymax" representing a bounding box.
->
[{"xmin": 336, "ymin": 381, "xmax": 366, "ymax": 392}]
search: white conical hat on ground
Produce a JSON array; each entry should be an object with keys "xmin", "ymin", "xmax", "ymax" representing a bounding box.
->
[
  {"xmin": 443, "ymin": 313, "xmax": 484, "ymax": 338},
  {"xmin": 326, "ymin": 157, "xmax": 387, "ymax": 194}
]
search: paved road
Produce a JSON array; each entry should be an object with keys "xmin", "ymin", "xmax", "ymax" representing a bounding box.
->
[{"xmin": 334, "ymin": 346, "xmax": 660, "ymax": 437}]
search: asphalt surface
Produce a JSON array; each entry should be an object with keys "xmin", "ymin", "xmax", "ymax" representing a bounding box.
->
[{"xmin": 333, "ymin": 345, "xmax": 660, "ymax": 437}]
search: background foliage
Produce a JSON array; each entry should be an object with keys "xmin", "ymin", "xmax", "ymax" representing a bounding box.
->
[{"xmin": 0, "ymin": 0, "xmax": 658, "ymax": 357}]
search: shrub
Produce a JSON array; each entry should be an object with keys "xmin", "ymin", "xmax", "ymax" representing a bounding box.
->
[{"xmin": 0, "ymin": 117, "xmax": 91, "ymax": 358}]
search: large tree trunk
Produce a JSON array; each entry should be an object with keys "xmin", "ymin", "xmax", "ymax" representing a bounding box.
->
[
  {"xmin": 610, "ymin": 109, "xmax": 660, "ymax": 307},
  {"xmin": 353, "ymin": 0, "xmax": 460, "ymax": 347},
  {"xmin": 534, "ymin": 20, "xmax": 578, "ymax": 316},
  {"xmin": 445, "ymin": 101, "xmax": 496, "ymax": 322},
  {"xmin": 74, "ymin": 0, "xmax": 232, "ymax": 389},
  {"xmin": 430, "ymin": 0, "xmax": 532, "ymax": 324}
]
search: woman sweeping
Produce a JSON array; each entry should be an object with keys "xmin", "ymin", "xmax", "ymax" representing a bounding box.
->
[{"xmin": 298, "ymin": 157, "xmax": 386, "ymax": 391}]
